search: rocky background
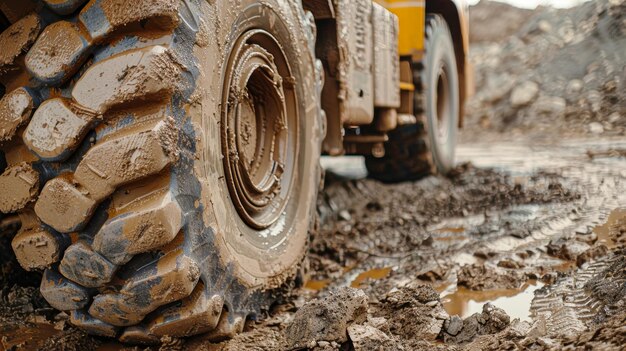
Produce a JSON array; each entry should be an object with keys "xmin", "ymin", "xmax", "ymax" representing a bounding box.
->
[{"xmin": 464, "ymin": 0, "xmax": 625, "ymax": 139}]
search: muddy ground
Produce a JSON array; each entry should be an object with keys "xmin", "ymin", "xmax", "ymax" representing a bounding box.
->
[
  {"xmin": 1, "ymin": 1, "xmax": 626, "ymax": 351},
  {"xmin": 1, "ymin": 138, "xmax": 624, "ymax": 351}
]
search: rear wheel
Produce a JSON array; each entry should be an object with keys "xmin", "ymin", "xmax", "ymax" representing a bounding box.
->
[
  {"xmin": 0, "ymin": 0, "xmax": 322, "ymax": 343},
  {"xmin": 366, "ymin": 14, "xmax": 459, "ymax": 182}
]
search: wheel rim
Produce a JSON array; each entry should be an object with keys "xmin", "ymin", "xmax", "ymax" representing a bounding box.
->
[
  {"xmin": 435, "ymin": 65, "xmax": 451, "ymax": 145},
  {"xmin": 221, "ymin": 29, "xmax": 299, "ymax": 231}
]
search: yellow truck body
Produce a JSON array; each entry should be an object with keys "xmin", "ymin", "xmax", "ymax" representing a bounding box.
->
[{"xmin": 377, "ymin": 0, "xmax": 427, "ymax": 58}]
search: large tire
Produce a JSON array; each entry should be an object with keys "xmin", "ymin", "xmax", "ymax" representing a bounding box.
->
[
  {"xmin": 366, "ymin": 14, "xmax": 459, "ymax": 182},
  {"xmin": 0, "ymin": 0, "xmax": 323, "ymax": 343}
]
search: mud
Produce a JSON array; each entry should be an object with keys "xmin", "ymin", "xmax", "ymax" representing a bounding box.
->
[
  {"xmin": 0, "ymin": 136, "xmax": 624, "ymax": 350},
  {"xmin": 0, "ymin": 1, "xmax": 625, "ymax": 350},
  {"xmin": 0, "ymin": 13, "xmax": 41, "ymax": 74},
  {"xmin": 0, "ymin": 162, "xmax": 39, "ymax": 213}
]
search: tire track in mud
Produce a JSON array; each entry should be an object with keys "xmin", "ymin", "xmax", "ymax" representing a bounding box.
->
[
  {"xmin": 315, "ymin": 138, "xmax": 625, "ymax": 348},
  {"xmin": 530, "ymin": 251, "xmax": 625, "ymax": 338}
]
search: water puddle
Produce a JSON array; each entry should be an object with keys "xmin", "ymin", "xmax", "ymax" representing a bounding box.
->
[
  {"xmin": 436, "ymin": 227, "xmax": 466, "ymax": 234},
  {"xmin": 304, "ymin": 279, "xmax": 331, "ymax": 291},
  {"xmin": 0, "ymin": 323, "xmax": 62, "ymax": 350},
  {"xmin": 350, "ymin": 267, "xmax": 392, "ymax": 288},
  {"xmin": 594, "ymin": 207, "xmax": 625, "ymax": 249},
  {"xmin": 441, "ymin": 281, "xmax": 544, "ymax": 322},
  {"xmin": 435, "ymin": 235, "xmax": 469, "ymax": 242}
]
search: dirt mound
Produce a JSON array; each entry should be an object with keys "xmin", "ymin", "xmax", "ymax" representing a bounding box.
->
[
  {"xmin": 465, "ymin": 0, "xmax": 625, "ymax": 138},
  {"xmin": 470, "ymin": 1, "xmax": 534, "ymax": 43}
]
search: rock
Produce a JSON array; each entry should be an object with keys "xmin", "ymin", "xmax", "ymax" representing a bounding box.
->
[
  {"xmin": 589, "ymin": 122, "xmax": 604, "ymax": 134},
  {"xmin": 316, "ymin": 341, "xmax": 330, "ymax": 348},
  {"xmin": 586, "ymin": 90, "xmax": 602, "ymax": 113},
  {"xmin": 608, "ymin": 112, "xmax": 621, "ymax": 123},
  {"xmin": 338, "ymin": 210, "xmax": 351, "ymax": 221},
  {"xmin": 559, "ymin": 24, "xmax": 575, "ymax": 43},
  {"xmin": 371, "ymin": 286, "xmax": 449, "ymax": 342},
  {"xmin": 511, "ymin": 81, "xmax": 539, "ymax": 107},
  {"xmin": 534, "ymin": 96, "xmax": 566, "ymax": 116},
  {"xmin": 443, "ymin": 303, "xmax": 511, "ymax": 344},
  {"xmin": 497, "ymin": 259, "xmax": 525, "ymax": 269},
  {"xmin": 285, "ymin": 287, "xmax": 368, "ymax": 350},
  {"xmin": 576, "ymin": 245, "xmax": 609, "ymax": 267},
  {"xmin": 444, "ymin": 315, "xmax": 464, "ymax": 336},
  {"xmin": 566, "ymin": 79, "xmax": 584, "ymax": 95},
  {"xmin": 537, "ymin": 20, "xmax": 552, "ymax": 33},
  {"xmin": 481, "ymin": 73, "xmax": 516, "ymax": 103},
  {"xmin": 547, "ymin": 239, "xmax": 591, "ymax": 261},
  {"xmin": 347, "ymin": 324, "xmax": 397, "ymax": 351},
  {"xmin": 457, "ymin": 264, "xmax": 525, "ymax": 290}
]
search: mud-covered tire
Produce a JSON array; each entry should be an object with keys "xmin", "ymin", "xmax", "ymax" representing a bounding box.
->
[
  {"xmin": 366, "ymin": 14, "xmax": 459, "ymax": 182},
  {"xmin": 0, "ymin": 0, "xmax": 323, "ymax": 343}
]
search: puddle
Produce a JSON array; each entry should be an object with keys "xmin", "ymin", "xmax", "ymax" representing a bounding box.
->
[
  {"xmin": 350, "ymin": 267, "xmax": 392, "ymax": 288},
  {"xmin": 435, "ymin": 235, "xmax": 468, "ymax": 242},
  {"xmin": 0, "ymin": 323, "xmax": 62, "ymax": 350},
  {"xmin": 304, "ymin": 279, "xmax": 331, "ymax": 291},
  {"xmin": 594, "ymin": 208, "xmax": 625, "ymax": 249},
  {"xmin": 436, "ymin": 227, "xmax": 466, "ymax": 234},
  {"xmin": 442, "ymin": 281, "xmax": 544, "ymax": 322}
]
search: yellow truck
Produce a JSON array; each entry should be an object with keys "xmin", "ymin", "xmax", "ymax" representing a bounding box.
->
[{"xmin": 0, "ymin": 0, "xmax": 469, "ymax": 342}]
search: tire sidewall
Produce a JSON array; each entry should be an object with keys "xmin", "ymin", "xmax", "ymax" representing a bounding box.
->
[
  {"xmin": 423, "ymin": 17, "xmax": 460, "ymax": 173},
  {"xmin": 192, "ymin": 1, "xmax": 321, "ymax": 287}
]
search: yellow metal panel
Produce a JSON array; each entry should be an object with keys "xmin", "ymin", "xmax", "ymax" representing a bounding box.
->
[{"xmin": 375, "ymin": 0, "xmax": 425, "ymax": 57}]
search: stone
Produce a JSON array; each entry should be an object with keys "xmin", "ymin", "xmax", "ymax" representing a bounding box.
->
[
  {"xmin": 338, "ymin": 210, "xmax": 352, "ymax": 221},
  {"xmin": 566, "ymin": 79, "xmax": 584, "ymax": 95},
  {"xmin": 534, "ymin": 96, "xmax": 566, "ymax": 116},
  {"xmin": 589, "ymin": 122, "xmax": 604, "ymax": 134},
  {"xmin": 482, "ymin": 73, "xmax": 516, "ymax": 103},
  {"xmin": 510, "ymin": 81, "xmax": 539, "ymax": 107},
  {"xmin": 608, "ymin": 112, "xmax": 621, "ymax": 124},
  {"xmin": 443, "ymin": 303, "xmax": 511, "ymax": 344},
  {"xmin": 372, "ymin": 286, "xmax": 449, "ymax": 342},
  {"xmin": 347, "ymin": 324, "xmax": 397, "ymax": 351},
  {"xmin": 586, "ymin": 90, "xmax": 602, "ymax": 113},
  {"xmin": 445, "ymin": 315, "xmax": 464, "ymax": 336},
  {"xmin": 285, "ymin": 287, "xmax": 368, "ymax": 349},
  {"xmin": 537, "ymin": 20, "xmax": 552, "ymax": 33}
]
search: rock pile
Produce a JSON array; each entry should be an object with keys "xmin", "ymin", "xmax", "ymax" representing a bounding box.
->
[{"xmin": 466, "ymin": 0, "xmax": 625, "ymax": 137}]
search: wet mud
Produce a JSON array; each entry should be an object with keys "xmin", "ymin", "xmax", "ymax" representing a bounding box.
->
[
  {"xmin": 1, "ymin": 0, "xmax": 624, "ymax": 348},
  {"xmin": 1, "ymin": 134, "xmax": 624, "ymax": 350}
]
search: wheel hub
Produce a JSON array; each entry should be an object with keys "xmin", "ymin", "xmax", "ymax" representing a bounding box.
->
[
  {"xmin": 436, "ymin": 67, "xmax": 451, "ymax": 144},
  {"xmin": 222, "ymin": 30, "xmax": 298, "ymax": 230}
]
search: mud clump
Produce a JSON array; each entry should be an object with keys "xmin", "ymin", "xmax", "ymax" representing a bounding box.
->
[
  {"xmin": 576, "ymin": 244, "xmax": 609, "ymax": 267},
  {"xmin": 546, "ymin": 238, "xmax": 591, "ymax": 261},
  {"xmin": 285, "ymin": 287, "xmax": 368, "ymax": 350},
  {"xmin": 371, "ymin": 286, "xmax": 449, "ymax": 343},
  {"xmin": 0, "ymin": 286, "xmax": 48, "ymax": 322},
  {"xmin": 347, "ymin": 324, "xmax": 398, "ymax": 351},
  {"xmin": 0, "ymin": 13, "xmax": 42, "ymax": 73},
  {"xmin": 442, "ymin": 303, "xmax": 511, "ymax": 344},
  {"xmin": 457, "ymin": 264, "xmax": 525, "ymax": 291}
]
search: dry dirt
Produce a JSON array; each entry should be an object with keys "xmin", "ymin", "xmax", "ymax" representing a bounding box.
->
[
  {"xmin": 1, "ymin": 1, "xmax": 625, "ymax": 350},
  {"xmin": 464, "ymin": 0, "xmax": 625, "ymax": 141}
]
